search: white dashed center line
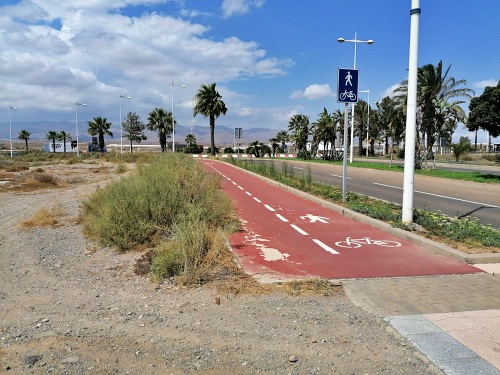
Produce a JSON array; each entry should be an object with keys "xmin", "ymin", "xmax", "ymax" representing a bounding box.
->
[
  {"xmin": 312, "ymin": 239, "xmax": 339, "ymax": 254},
  {"xmin": 264, "ymin": 204, "xmax": 275, "ymax": 212},
  {"xmin": 276, "ymin": 214, "xmax": 289, "ymax": 222},
  {"xmin": 290, "ymin": 224, "xmax": 308, "ymax": 235}
]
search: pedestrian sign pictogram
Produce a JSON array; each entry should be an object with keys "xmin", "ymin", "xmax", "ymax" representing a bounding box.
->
[{"xmin": 337, "ymin": 68, "xmax": 358, "ymax": 103}]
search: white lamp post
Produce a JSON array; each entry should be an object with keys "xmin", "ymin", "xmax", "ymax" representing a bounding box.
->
[
  {"xmin": 9, "ymin": 105, "xmax": 17, "ymax": 158},
  {"xmin": 75, "ymin": 103, "xmax": 86, "ymax": 156},
  {"xmin": 338, "ymin": 32, "xmax": 374, "ymax": 163},
  {"xmin": 119, "ymin": 93, "xmax": 132, "ymax": 154},
  {"xmin": 359, "ymin": 90, "xmax": 370, "ymax": 157},
  {"xmin": 402, "ymin": 0, "xmax": 421, "ymax": 224},
  {"xmin": 171, "ymin": 81, "xmax": 186, "ymax": 153}
]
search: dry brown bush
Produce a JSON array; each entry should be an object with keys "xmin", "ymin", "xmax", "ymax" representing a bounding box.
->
[{"xmin": 19, "ymin": 206, "xmax": 65, "ymax": 229}]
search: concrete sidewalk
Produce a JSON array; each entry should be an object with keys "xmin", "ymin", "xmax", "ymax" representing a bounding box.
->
[{"xmin": 343, "ymin": 266, "xmax": 500, "ymax": 374}]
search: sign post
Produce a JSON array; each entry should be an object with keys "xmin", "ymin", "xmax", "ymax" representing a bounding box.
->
[
  {"xmin": 337, "ymin": 68, "xmax": 359, "ymax": 201},
  {"xmin": 234, "ymin": 127, "xmax": 242, "ymax": 155}
]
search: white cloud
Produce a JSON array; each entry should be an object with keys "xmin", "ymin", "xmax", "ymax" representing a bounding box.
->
[
  {"xmin": 3, "ymin": 0, "xmax": 49, "ymax": 23},
  {"xmin": 290, "ymin": 90, "xmax": 303, "ymax": 99},
  {"xmin": 380, "ymin": 83, "xmax": 401, "ymax": 99},
  {"xmin": 473, "ymin": 79, "xmax": 498, "ymax": 89},
  {"xmin": 0, "ymin": 0, "xmax": 291, "ymax": 129},
  {"xmin": 221, "ymin": 0, "xmax": 265, "ymax": 18},
  {"xmin": 290, "ymin": 84, "xmax": 333, "ymax": 100}
]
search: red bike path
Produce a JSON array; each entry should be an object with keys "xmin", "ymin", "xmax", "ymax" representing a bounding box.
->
[{"xmin": 201, "ymin": 160, "xmax": 482, "ymax": 281}]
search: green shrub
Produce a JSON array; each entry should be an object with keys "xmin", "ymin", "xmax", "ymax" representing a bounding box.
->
[{"xmin": 82, "ymin": 154, "xmax": 238, "ymax": 253}]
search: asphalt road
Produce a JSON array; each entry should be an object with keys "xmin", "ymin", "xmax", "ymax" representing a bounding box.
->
[{"xmin": 247, "ymin": 158, "xmax": 500, "ymax": 229}]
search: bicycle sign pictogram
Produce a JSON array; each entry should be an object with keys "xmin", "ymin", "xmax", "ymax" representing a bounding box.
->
[
  {"xmin": 335, "ymin": 237, "xmax": 401, "ymax": 249},
  {"xmin": 339, "ymin": 90, "xmax": 357, "ymax": 101}
]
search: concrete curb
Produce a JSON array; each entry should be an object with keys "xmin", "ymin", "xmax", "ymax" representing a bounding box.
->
[{"xmin": 221, "ymin": 160, "xmax": 500, "ymax": 265}]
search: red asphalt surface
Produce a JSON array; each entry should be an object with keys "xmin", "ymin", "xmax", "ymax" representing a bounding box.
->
[{"xmin": 201, "ymin": 160, "xmax": 482, "ymax": 281}]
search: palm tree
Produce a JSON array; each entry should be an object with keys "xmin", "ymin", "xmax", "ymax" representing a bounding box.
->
[
  {"xmin": 434, "ymin": 98, "xmax": 466, "ymax": 160},
  {"xmin": 57, "ymin": 130, "xmax": 71, "ymax": 154},
  {"xmin": 311, "ymin": 108, "xmax": 337, "ymax": 160},
  {"xmin": 288, "ymin": 114, "xmax": 310, "ymax": 156},
  {"xmin": 354, "ymin": 100, "xmax": 370, "ymax": 157},
  {"xmin": 193, "ymin": 83, "xmax": 228, "ymax": 156},
  {"xmin": 147, "ymin": 108, "xmax": 173, "ymax": 152},
  {"xmin": 18, "ymin": 130, "xmax": 31, "ymax": 152},
  {"xmin": 375, "ymin": 96, "xmax": 405, "ymax": 165},
  {"xmin": 269, "ymin": 137, "xmax": 279, "ymax": 156},
  {"xmin": 397, "ymin": 61, "xmax": 474, "ymax": 163},
  {"xmin": 185, "ymin": 133, "xmax": 197, "ymax": 147},
  {"xmin": 331, "ymin": 109, "xmax": 344, "ymax": 148},
  {"xmin": 275, "ymin": 130, "xmax": 289, "ymax": 153},
  {"xmin": 87, "ymin": 117, "xmax": 113, "ymax": 152},
  {"xmin": 46, "ymin": 131, "xmax": 59, "ymax": 153}
]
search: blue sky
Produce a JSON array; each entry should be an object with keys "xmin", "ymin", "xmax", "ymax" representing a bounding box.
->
[{"xmin": 1, "ymin": 0, "xmax": 499, "ymax": 143}]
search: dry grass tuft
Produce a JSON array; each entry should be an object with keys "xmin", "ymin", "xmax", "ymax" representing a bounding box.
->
[
  {"xmin": 19, "ymin": 205, "xmax": 66, "ymax": 229},
  {"xmin": 212, "ymin": 275, "xmax": 343, "ymax": 297},
  {"xmin": 30, "ymin": 172, "xmax": 60, "ymax": 185}
]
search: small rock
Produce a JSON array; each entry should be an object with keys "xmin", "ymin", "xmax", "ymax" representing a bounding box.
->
[
  {"xmin": 24, "ymin": 355, "xmax": 42, "ymax": 366},
  {"xmin": 61, "ymin": 356, "xmax": 79, "ymax": 364},
  {"xmin": 289, "ymin": 355, "xmax": 299, "ymax": 362}
]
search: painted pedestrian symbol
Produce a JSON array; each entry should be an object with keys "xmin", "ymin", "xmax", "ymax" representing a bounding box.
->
[
  {"xmin": 345, "ymin": 71, "xmax": 353, "ymax": 86},
  {"xmin": 300, "ymin": 214, "xmax": 329, "ymax": 223}
]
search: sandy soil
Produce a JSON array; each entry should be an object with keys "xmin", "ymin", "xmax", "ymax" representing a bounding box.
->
[{"xmin": 0, "ymin": 162, "xmax": 443, "ymax": 374}]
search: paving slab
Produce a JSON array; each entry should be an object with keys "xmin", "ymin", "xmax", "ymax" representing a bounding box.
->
[{"xmin": 387, "ymin": 315, "xmax": 500, "ymax": 375}]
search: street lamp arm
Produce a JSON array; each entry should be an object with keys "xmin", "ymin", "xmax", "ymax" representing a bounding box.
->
[{"xmin": 338, "ymin": 38, "xmax": 374, "ymax": 44}]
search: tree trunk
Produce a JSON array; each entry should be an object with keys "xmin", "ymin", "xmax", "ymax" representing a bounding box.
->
[{"xmin": 210, "ymin": 115, "xmax": 215, "ymax": 156}]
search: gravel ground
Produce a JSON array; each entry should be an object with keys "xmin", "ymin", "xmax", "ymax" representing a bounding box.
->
[{"xmin": 0, "ymin": 162, "xmax": 443, "ymax": 375}]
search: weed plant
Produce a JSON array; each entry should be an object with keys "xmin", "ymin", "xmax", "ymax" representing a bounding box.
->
[
  {"xmin": 227, "ymin": 158, "xmax": 500, "ymax": 251},
  {"xmin": 82, "ymin": 154, "xmax": 239, "ymax": 282}
]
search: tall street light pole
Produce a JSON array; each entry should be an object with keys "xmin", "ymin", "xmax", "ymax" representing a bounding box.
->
[
  {"xmin": 359, "ymin": 90, "xmax": 370, "ymax": 157},
  {"xmin": 9, "ymin": 105, "xmax": 17, "ymax": 158},
  {"xmin": 171, "ymin": 81, "xmax": 186, "ymax": 153},
  {"xmin": 75, "ymin": 103, "xmax": 86, "ymax": 156},
  {"xmin": 120, "ymin": 93, "xmax": 132, "ymax": 154},
  {"xmin": 402, "ymin": 0, "xmax": 421, "ymax": 224},
  {"xmin": 338, "ymin": 32, "xmax": 374, "ymax": 163}
]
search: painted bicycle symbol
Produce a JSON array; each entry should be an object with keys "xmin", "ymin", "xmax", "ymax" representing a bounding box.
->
[
  {"xmin": 339, "ymin": 90, "xmax": 357, "ymax": 101},
  {"xmin": 335, "ymin": 237, "xmax": 401, "ymax": 249}
]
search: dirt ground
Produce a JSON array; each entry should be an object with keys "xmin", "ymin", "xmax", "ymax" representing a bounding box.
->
[{"xmin": 0, "ymin": 161, "xmax": 443, "ymax": 374}]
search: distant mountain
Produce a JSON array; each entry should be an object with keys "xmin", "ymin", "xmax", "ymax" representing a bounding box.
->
[{"xmin": 0, "ymin": 121, "xmax": 280, "ymax": 147}]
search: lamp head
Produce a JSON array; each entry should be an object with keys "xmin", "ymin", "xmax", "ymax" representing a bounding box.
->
[
  {"xmin": 337, "ymin": 37, "xmax": 345, "ymax": 43},
  {"xmin": 366, "ymin": 40, "xmax": 374, "ymax": 45}
]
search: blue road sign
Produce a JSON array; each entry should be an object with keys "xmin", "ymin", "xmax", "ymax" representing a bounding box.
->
[{"xmin": 337, "ymin": 68, "xmax": 359, "ymax": 103}]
